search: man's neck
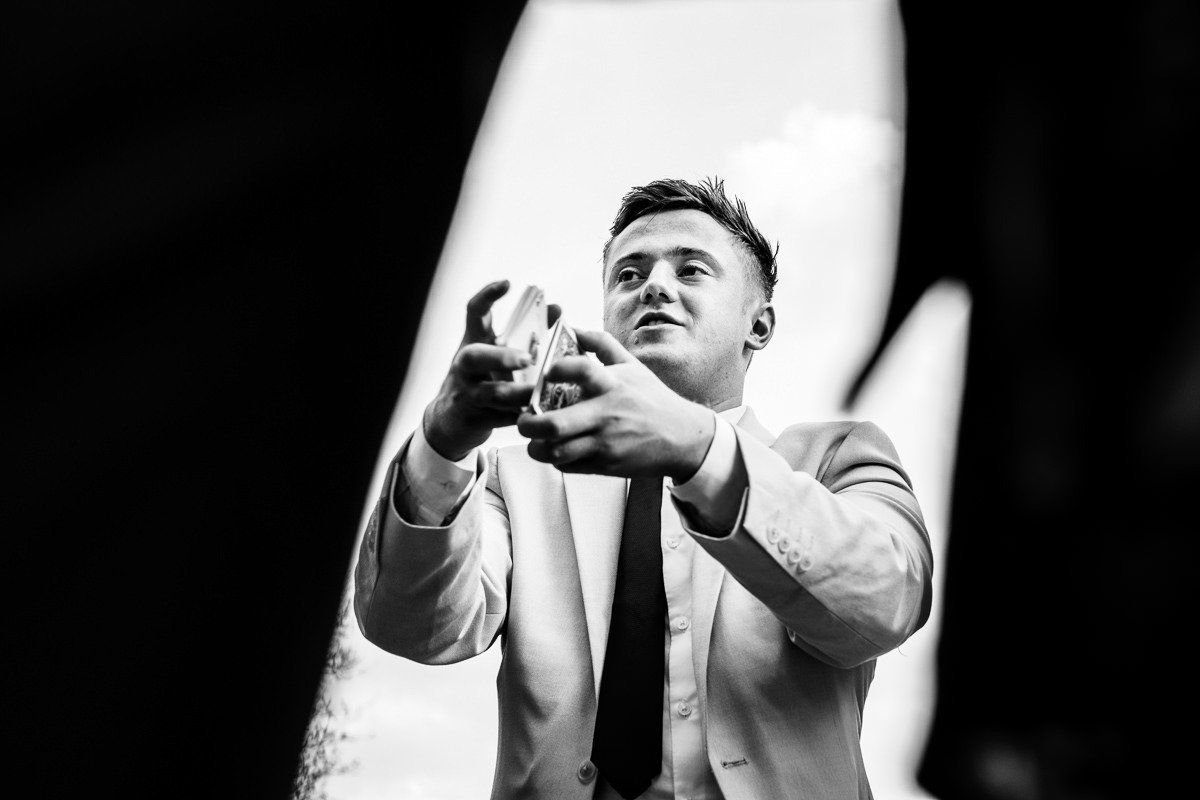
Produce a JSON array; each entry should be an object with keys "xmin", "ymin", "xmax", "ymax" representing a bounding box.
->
[
  {"xmin": 677, "ymin": 383, "xmax": 743, "ymax": 413},
  {"xmin": 648, "ymin": 361, "xmax": 746, "ymax": 412},
  {"xmin": 707, "ymin": 395, "xmax": 744, "ymax": 413}
]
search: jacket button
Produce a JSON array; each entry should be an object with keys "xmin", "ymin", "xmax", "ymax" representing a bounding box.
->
[{"xmin": 577, "ymin": 759, "xmax": 597, "ymax": 783}]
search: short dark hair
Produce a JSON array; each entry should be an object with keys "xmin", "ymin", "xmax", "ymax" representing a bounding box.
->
[{"xmin": 603, "ymin": 176, "xmax": 779, "ymax": 301}]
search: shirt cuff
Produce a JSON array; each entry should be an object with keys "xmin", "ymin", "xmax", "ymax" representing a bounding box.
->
[
  {"xmin": 668, "ymin": 414, "xmax": 746, "ymax": 534},
  {"xmin": 394, "ymin": 423, "xmax": 479, "ymax": 526}
]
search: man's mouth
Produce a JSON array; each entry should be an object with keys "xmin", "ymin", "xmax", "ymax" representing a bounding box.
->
[{"xmin": 635, "ymin": 312, "xmax": 682, "ymax": 329}]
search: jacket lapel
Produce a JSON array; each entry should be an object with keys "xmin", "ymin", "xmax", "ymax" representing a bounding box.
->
[{"xmin": 563, "ymin": 471, "xmax": 628, "ymax": 697}]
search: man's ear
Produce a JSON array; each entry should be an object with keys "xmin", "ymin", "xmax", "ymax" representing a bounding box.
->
[{"xmin": 745, "ymin": 302, "xmax": 775, "ymax": 352}]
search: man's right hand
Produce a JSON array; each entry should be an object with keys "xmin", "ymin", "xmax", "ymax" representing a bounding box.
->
[{"xmin": 422, "ymin": 280, "xmax": 541, "ymax": 462}]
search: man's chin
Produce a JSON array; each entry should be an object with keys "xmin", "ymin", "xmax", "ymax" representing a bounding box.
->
[{"xmin": 626, "ymin": 341, "xmax": 683, "ymax": 372}]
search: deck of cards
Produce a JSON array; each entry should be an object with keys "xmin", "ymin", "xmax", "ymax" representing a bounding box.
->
[{"xmin": 494, "ymin": 284, "xmax": 583, "ymax": 414}]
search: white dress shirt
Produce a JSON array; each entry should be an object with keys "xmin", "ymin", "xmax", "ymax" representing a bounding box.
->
[{"xmin": 392, "ymin": 406, "xmax": 750, "ymax": 800}]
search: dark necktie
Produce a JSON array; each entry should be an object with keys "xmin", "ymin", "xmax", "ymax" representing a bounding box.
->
[{"xmin": 590, "ymin": 476, "xmax": 667, "ymax": 799}]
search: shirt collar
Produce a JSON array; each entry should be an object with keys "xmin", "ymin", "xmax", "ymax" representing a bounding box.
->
[{"xmin": 718, "ymin": 405, "xmax": 747, "ymax": 425}]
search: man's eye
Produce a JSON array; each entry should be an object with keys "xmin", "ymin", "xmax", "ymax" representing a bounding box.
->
[
  {"xmin": 616, "ymin": 268, "xmax": 641, "ymax": 283},
  {"xmin": 680, "ymin": 263, "xmax": 706, "ymax": 277}
]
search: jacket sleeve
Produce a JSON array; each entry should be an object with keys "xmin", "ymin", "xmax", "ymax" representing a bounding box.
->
[
  {"xmin": 679, "ymin": 421, "xmax": 933, "ymax": 668},
  {"xmin": 353, "ymin": 433, "xmax": 511, "ymax": 665}
]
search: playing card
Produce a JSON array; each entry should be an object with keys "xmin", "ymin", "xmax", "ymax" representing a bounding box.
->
[
  {"xmin": 530, "ymin": 317, "xmax": 584, "ymax": 414},
  {"xmin": 494, "ymin": 285, "xmax": 547, "ymax": 384}
]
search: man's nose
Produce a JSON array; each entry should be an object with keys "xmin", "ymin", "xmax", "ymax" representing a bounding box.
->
[{"xmin": 640, "ymin": 262, "xmax": 678, "ymax": 304}]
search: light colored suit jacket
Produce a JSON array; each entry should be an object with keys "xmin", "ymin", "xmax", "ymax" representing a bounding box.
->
[{"xmin": 354, "ymin": 409, "xmax": 933, "ymax": 799}]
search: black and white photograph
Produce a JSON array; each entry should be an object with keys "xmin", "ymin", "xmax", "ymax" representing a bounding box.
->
[{"xmin": 6, "ymin": 1, "xmax": 1198, "ymax": 799}]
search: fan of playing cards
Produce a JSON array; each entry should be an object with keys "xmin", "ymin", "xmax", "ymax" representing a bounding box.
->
[{"xmin": 494, "ymin": 284, "xmax": 584, "ymax": 414}]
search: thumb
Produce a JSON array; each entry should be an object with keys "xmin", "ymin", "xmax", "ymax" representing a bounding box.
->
[{"xmin": 574, "ymin": 329, "xmax": 635, "ymax": 366}]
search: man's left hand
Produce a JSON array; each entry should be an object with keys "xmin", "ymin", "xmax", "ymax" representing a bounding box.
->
[{"xmin": 517, "ymin": 329, "xmax": 715, "ymax": 482}]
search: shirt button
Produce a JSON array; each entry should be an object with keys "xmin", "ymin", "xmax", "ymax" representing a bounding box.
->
[
  {"xmin": 577, "ymin": 759, "xmax": 597, "ymax": 783},
  {"xmin": 798, "ymin": 555, "xmax": 814, "ymax": 572},
  {"xmin": 766, "ymin": 526, "xmax": 780, "ymax": 544},
  {"xmin": 667, "ymin": 537, "xmax": 680, "ymax": 549},
  {"xmin": 777, "ymin": 536, "xmax": 792, "ymax": 552},
  {"xmin": 786, "ymin": 548, "xmax": 802, "ymax": 565},
  {"xmin": 677, "ymin": 702, "xmax": 692, "ymax": 718},
  {"xmin": 675, "ymin": 616, "xmax": 690, "ymax": 631}
]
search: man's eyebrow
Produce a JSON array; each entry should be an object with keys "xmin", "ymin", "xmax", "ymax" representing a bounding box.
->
[
  {"xmin": 612, "ymin": 246, "xmax": 720, "ymax": 266},
  {"xmin": 612, "ymin": 251, "xmax": 648, "ymax": 267},
  {"xmin": 667, "ymin": 246, "xmax": 719, "ymax": 262}
]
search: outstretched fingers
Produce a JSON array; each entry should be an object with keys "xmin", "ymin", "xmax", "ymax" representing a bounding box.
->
[
  {"xmin": 526, "ymin": 434, "xmax": 603, "ymax": 470},
  {"xmin": 573, "ymin": 329, "xmax": 635, "ymax": 365},
  {"xmin": 543, "ymin": 354, "xmax": 612, "ymax": 395},
  {"xmin": 516, "ymin": 402, "xmax": 599, "ymax": 443},
  {"xmin": 464, "ymin": 280, "xmax": 511, "ymax": 342},
  {"xmin": 472, "ymin": 380, "xmax": 534, "ymax": 410},
  {"xmin": 454, "ymin": 342, "xmax": 532, "ymax": 378}
]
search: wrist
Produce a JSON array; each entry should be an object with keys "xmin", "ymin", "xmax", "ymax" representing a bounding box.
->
[
  {"xmin": 422, "ymin": 402, "xmax": 474, "ymax": 463},
  {"xmin": 668, "ymin": 404, "xmax": 716, "ymax": 484}
]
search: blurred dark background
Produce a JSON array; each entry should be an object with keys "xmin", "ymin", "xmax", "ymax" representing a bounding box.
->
[
  {"xmin": 4, "ymin": 2, "xmax": 527, "ymax": 797},
  {"xmin": 5, "ymin": 1, "xmax": 1198, "ymax": 798},
  {"xmin": 854, "ymin": 1, "xmax": 1200, "ymax": 798}
]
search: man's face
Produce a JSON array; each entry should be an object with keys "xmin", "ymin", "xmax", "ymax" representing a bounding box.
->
[{"xmin": 602, "ymin": 209, "xmax": 765, "ymax": 400}]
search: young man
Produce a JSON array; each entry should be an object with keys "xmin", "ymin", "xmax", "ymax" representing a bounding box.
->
[{"xmin": 354, "ymin": 178, "xmax": 934, "ymax": 799}]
